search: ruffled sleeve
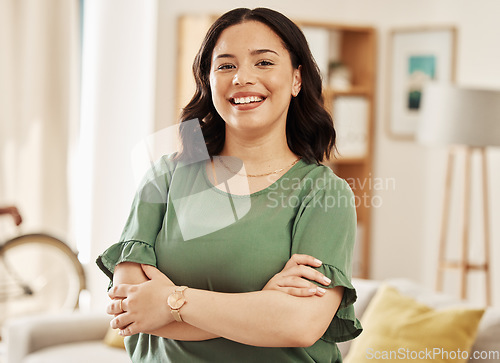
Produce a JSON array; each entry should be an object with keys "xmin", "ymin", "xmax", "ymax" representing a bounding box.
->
[
  {"xmin": 96, "ymin": 156, "xmax": 174, "ymax": 284},
  {"xmin": 291, "ymin": 170, "xmax": 362, "ymax": 343},
  {"xmin": 316, "ymin": 264, "xmax": 362, "ymax": 343},
  {"xmin": 96, "ymin": 240, "xmax": 157, "ymax": 281}
]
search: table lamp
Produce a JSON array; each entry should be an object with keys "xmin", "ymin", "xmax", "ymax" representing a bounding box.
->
[{"xmin": 417, "ymin": 82, "xmax": 500, "ymax": 305}]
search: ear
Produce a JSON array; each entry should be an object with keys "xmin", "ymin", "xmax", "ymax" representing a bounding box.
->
[{"xmin": 291, "ymin": 65, "xmax": 302, "ymax": 97}]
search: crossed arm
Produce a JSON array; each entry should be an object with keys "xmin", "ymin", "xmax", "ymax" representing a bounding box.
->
[{"xmin": 108, "ymin": 255, "xmax": 343, "ymax": 347}]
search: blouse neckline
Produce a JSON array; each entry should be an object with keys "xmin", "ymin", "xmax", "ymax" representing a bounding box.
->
[{"xmin": 202, "ymin": 158, "xmax": 306, "ymax": 198}]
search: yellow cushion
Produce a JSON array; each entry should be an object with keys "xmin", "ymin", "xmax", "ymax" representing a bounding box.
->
[
  {"xmin": 103, "ymin": 327, "xmax": 125, "ymax": 349},
  {"xmin": 345, "ymin": 285, "xmax": 484, "ymax": 363}
]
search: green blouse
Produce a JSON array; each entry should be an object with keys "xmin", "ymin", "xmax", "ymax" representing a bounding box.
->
[{"xmin": 97, "ymin": 154, "xmax": 362, "ymax": 362}]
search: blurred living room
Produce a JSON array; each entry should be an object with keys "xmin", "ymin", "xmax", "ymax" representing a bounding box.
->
[{"xmin": 1, "ymin": 0, "xmax": 499, "ymax": 362}]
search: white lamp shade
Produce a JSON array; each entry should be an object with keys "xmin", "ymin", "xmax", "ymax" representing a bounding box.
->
[{"xmin": 417, "ymin": 83, "xmax": 500, "ymax": 147}]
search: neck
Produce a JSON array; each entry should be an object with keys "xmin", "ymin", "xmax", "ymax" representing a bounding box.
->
[{"xmin": 221, "ymin": 126, "xmax": 296, "ymax": 169}]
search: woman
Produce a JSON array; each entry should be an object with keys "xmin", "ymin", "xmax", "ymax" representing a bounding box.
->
[{"xmin": 97, "ymin": 7, "xmax": 361, "ymax": 362}]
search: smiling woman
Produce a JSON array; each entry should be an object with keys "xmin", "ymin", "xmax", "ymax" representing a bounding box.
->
[{"xmin": 96, "ymin": 7, "xmax": 362, "ymax": 363}]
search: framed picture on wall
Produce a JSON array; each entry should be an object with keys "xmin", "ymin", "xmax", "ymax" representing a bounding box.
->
[{"xmin": 386, "ymin": 27, "xmax": 457, "ymax": 140}]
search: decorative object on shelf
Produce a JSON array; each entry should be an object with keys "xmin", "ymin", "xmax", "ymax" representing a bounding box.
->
[
  {"xmin": 333, "ymin": 96, "xmax": 368, "ymax": 158},
  {"xmin": 301, "ymin": 26, "xmax": 329, "ymax": 83},
  {"xmin": 387, "ymin": 27, "xmax": 457, "ymax": 140},
  {"xmin": 417, "ymin": 82, "xmax": 500, "ymax": 306},
  {"xmin": 301, "ymin": 26, "xmax": 342, "ymax": 87},
  {"xmin": 328, "ymin": 61, "xmax": 352, "ymax": 91}
]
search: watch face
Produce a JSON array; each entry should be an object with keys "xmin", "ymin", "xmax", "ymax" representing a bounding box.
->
[{"xmin": 168, "ymin": 292, "xmax": 186, "ymax": 309}]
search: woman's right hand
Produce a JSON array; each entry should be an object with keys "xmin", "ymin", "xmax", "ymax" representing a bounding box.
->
[{"xmin": 263, "ymin": 254, "xmax": 331, "ymax": 297}]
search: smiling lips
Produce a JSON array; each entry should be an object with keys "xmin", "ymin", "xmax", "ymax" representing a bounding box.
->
[
  {"xmin": 229, "ymin": 93, "xmax": 266, "ymax": 110},
  {"xmin": 232, "ymin": 96, "xmax": 263, "ymax": 104}
]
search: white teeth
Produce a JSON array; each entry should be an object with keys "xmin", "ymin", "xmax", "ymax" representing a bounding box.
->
[{"xmin": 233, "ymin": 96, "xmax": 263, "ymax": 104}]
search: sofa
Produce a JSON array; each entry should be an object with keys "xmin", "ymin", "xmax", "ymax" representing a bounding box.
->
[
  {"xmin": 2, "ymin": 312, "xmax": 128, "ymax": 363},
  {"xmin": 3, "ymin": 278, "xmax": 499, "ymax": 363}
]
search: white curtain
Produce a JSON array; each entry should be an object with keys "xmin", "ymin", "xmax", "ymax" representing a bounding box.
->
[
  {"xmin": 0, "ymin": 0, "xmax": 80, "ymax": 242},
  {"xmin": 78, "ymin": 0, "xmax": 158, "ymax": 309}
]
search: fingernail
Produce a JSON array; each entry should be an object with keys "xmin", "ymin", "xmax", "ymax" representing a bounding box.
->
[
  {"xmin": 323, "ymin": 276, "xmax": 331, "ymax": 285},
  {"xmin": 317, "ymin": 287, "xmax": 326, "ymax": 295},
  {"xmin": 314, "ymin": 259, "xmax": 322, "ymax": 265}
]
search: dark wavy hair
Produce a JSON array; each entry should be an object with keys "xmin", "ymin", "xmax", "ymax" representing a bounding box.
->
[{"xmin": 178, "ymin": 7, "xmax": 336, "ymax": 163}]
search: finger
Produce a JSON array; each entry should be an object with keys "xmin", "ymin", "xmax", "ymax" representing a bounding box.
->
[
  {"xmin": 106, "ymin": 299, "xmax": 123, "ymax": 315},
  {"xmin": 110, "ymin": 312, "xmax": 134, "ymax": 330},
  {"xmin": 119, "ymin": 323, "xmax": 140, "ymax": 337},
  {"xmin": 278, "ymin": 276, "xmax": 327, "ymax": 297},
  {"xmin": 285, "ymin": 254, "xmax": 323, "ymax": 269},
  {"xmin": 141, "ymin": 264, "xmax": 163, "ymax": 280},
  {"xmin": 281, "ymin": 283, "xmax": 327, "ymax": 297},
  {"xmin": 279, "ymin": 286, "xmax": 324, "ymax": 297},
  {"xmin": 141, "ymin": 264, "xmax": 175, "ymax": 286},
  {"xmin": 107, "ymin": 298, "xmax": 127, "ymax": 315},
  {"xmin": 313, "ymin": 286, "xmax": 327, "ymax": 297},
  {"xmin": 279, "ymin": 275, "xmax": 314, "ymax": 289},
  {"xmin": 286, "ymin": 265, "xmax": 332, "ymax": 286},
  {"xmin": 108, "ymin": 284, "xmax": 131, "ymax": 299}
]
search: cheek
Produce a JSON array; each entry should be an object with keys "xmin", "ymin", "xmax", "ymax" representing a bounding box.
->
[
  {"xmin": 209, "ymin": 75, "xmax": 227, "ymax": 99},
  {"xmin": 209, "ymin": 73, "xmax": 217, "ymax": 94},
  {"xmin": 266, "ymin": 73, "xmax": 294, "ymax": 96},
  {"xmin": 209, "ymin": 77, "xmax": 229, "ymax": 116},
  {"xmin": 209, "ymin": 78, "xmax": 221, "ymax": 104}
]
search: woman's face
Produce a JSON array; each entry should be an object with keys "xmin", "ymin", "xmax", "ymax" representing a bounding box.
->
[{"xmin": 209, "ymin": 21, "xmax": 301, "ymax": 137}]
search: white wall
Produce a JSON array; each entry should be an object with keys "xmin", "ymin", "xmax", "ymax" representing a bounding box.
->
[{"xmin": 84, "ymin": 0, "xmax": 500, "ymax": 309}]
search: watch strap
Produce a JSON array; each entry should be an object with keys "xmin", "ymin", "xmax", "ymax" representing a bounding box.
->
[{"xmin": 171, "ymin": 308, "xmax": 183, "ymax": 322}]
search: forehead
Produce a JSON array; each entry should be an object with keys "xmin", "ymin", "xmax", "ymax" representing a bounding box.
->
[{"xmin": 212, "ymin": 21, "xmax": 288, "ymax": 57}]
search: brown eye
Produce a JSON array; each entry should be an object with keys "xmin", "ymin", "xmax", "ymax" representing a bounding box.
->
[
  {"xmin": 217, "ymin": 64, "xmax": 235, "ymax": 70},
  {"xmin": 257, "ymin": 60, "xmax": 274, "ymax": 66}
]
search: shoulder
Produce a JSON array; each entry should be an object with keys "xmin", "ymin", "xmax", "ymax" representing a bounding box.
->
[
  {"xmin": 287, "ymin": 161, "xmax": 356, "ymax": 219},
  {"xmin": 293, "ymin": 160, "xmax": 353, "ymax": 197},
  {"xmin": 141, "ymin": 153, "xmax": 179, "ymax": 183},
  {"xmin": 136, "ymin": 153, "xmax": 181, "ymax": 199}
]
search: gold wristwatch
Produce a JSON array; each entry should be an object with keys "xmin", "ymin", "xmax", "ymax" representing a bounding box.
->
[{"xmin": 167, "ymin": 286, "xmax": 189, "ymax": 322}]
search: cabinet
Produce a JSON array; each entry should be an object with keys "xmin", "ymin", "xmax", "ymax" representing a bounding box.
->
[{"xmin": 176, "ymin": 15, "xmax": 376, "ymax": 278}]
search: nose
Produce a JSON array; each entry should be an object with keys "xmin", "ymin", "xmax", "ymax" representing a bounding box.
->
[{"xmin": 232, "ymin": 66, "xmax": 256, "ymax": 86}]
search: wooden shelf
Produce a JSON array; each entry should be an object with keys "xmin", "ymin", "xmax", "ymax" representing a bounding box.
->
[
  {"xmin": 324, "ymin": 87, "xmax": 371, "ymax": 98},
  {"xmin": 302, "ymin": 22, "xmax": 376, "ymax": 279}
]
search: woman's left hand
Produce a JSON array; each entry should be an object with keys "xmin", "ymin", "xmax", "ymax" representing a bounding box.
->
[
  {"xmin": 107, "ymin": 264, "xmax": 177, "ymax": 336},
  {"xmin": 263, "ymin": 254, "xmax": 330, "ymax": 297}
]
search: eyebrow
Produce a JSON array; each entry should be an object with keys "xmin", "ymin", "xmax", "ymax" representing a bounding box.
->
[{"xmin": 214, "ymin": 49, "xmax": 279, "ymax": 60}]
